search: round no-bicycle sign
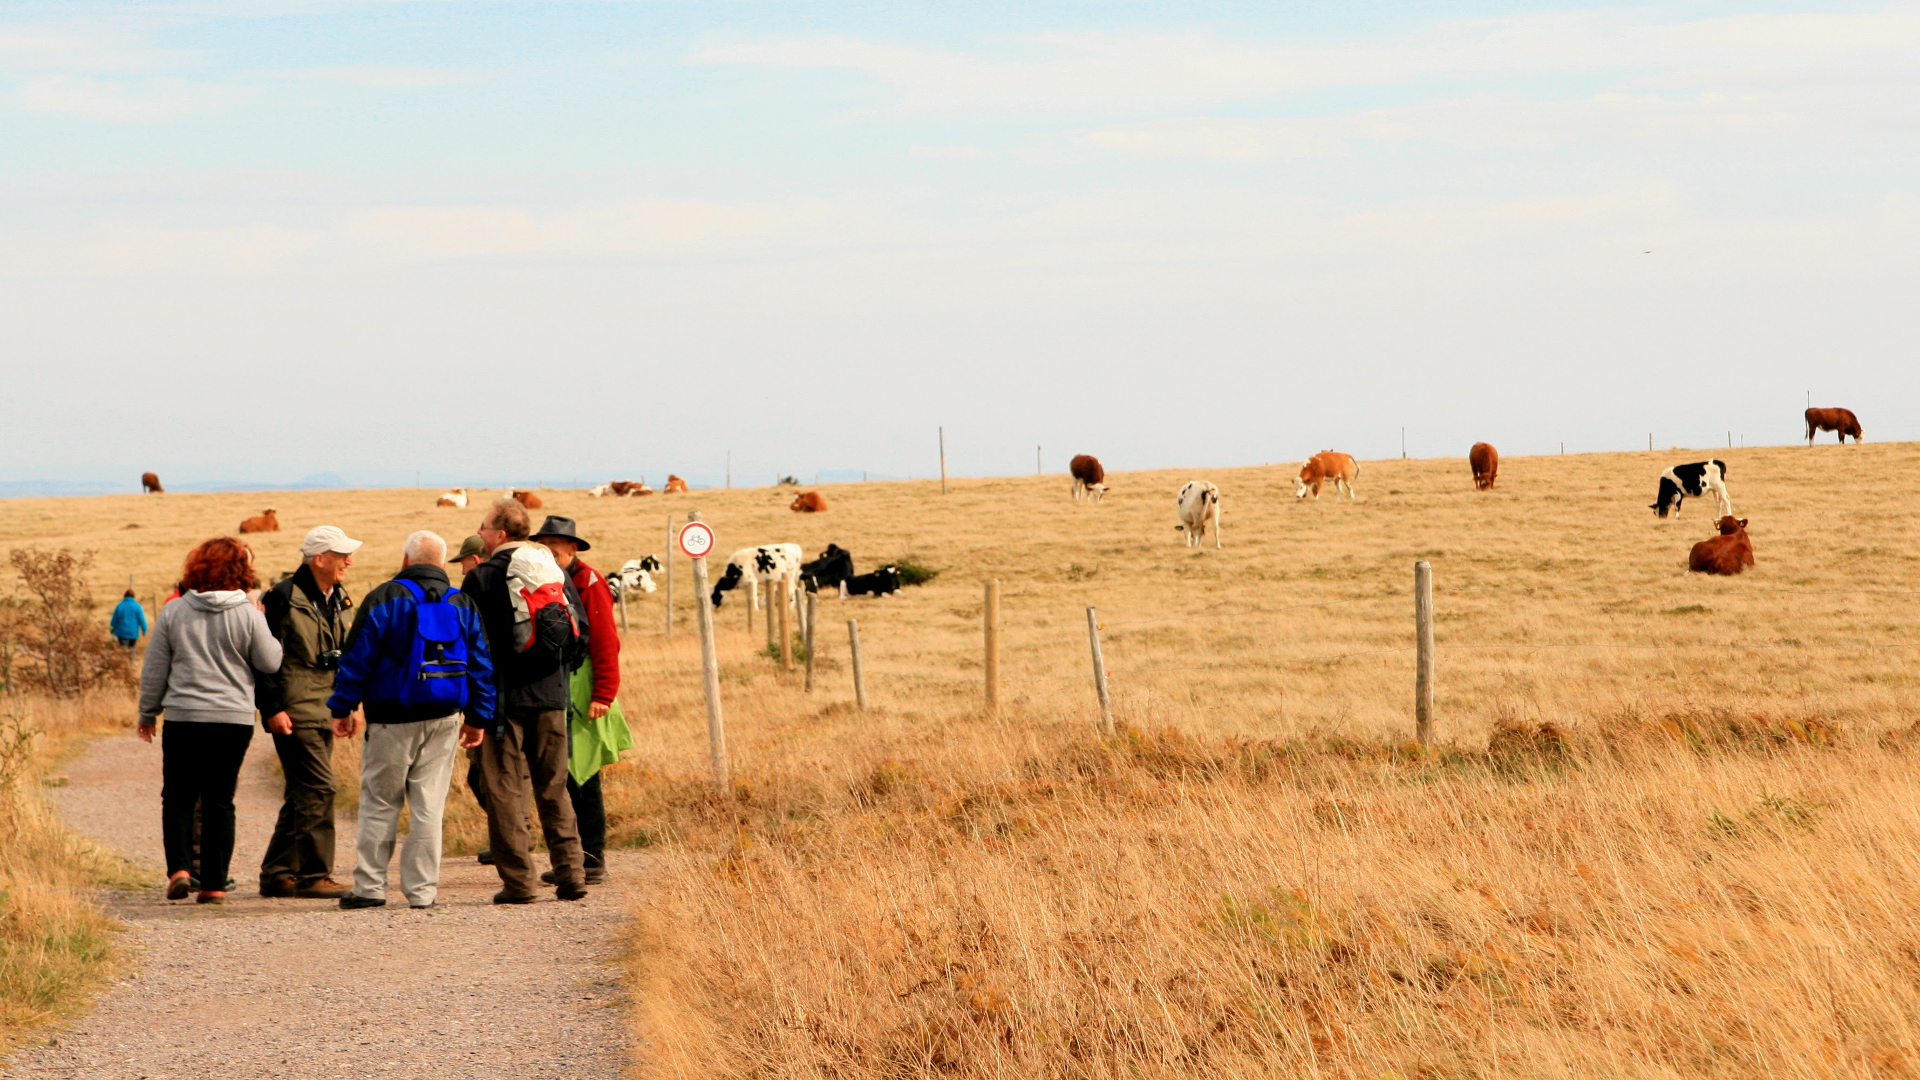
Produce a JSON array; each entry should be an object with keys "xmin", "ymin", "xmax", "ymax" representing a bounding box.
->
[{"xmin": 677, "ymin": 520, "xmax": 716, "ymax": 560}]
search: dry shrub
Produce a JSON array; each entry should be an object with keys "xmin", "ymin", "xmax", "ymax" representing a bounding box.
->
[{"xmin": 1, "ymin": 550, "xmax": 131, "ymax": 697}]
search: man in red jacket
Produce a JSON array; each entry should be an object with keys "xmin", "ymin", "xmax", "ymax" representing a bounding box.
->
[{"xmin": 531, "ymin": 516, "xmax": 620, "ymax": 884}]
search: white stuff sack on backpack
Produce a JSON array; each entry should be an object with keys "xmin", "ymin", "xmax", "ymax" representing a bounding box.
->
[{"xmin": 505, "ymin": 542, "xmax": 570, "ymax": 652}]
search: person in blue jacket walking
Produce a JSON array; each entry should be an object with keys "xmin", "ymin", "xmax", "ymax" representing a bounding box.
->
[
  {"xmin": 325, "ymin": 531, "xmax": 495, "ymax": 910},
  {"xmin": 110, "ymin": 590, "xmax": 149, "ymax": 649}
]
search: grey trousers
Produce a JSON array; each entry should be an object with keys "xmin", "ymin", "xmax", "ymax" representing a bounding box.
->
[{"xmin": 352, "ymin": 716, "xmax": 461, "ymax": 907}]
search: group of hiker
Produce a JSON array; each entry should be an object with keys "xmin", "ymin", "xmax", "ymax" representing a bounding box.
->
[{"xmin": 133, "ymin": 497, "xmax": 632, "ymax": 907}]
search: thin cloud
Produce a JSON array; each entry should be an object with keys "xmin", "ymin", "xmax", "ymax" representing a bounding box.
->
[{"xmin": 17, "ymin": 75, "xmax": 227, "ymax": 120}]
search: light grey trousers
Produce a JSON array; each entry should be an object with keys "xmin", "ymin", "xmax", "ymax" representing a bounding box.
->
[{"xmin": 352, "ymin": 716, "xmax": 460, "ymax": 907}]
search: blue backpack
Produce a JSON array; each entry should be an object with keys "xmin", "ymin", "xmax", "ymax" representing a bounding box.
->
[{"xmin": 392, "ymin": 578, "xmax": 469, "ymax": 711}]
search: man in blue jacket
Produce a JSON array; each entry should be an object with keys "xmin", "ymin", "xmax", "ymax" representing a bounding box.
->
[
  {"xmin": 110, "ymin": 590, "xmax": 148, "ymax": 649},
  {"xmin": 326, "ymin": 531, "xmax": 495, "ymax": 910}
]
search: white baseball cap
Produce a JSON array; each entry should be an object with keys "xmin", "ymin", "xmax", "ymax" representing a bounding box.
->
[{"xmin": 300, "ymin": 525, "xmax": 364, "ymax": 558}]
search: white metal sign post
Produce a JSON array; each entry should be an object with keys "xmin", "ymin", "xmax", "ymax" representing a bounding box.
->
[{"xmin": 682, "ymin": 515, "xmax": 728, "ymax": 790}]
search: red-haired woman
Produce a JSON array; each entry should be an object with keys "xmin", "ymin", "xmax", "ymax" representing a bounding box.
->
[{"xmin": 137, "ymin": 537, "xmax": 283, "ymax": 904}]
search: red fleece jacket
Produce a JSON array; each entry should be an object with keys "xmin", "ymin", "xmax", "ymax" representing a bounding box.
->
[{"xmin": 568, "ymin": 558, "xmax": 621, "ymax": 707}]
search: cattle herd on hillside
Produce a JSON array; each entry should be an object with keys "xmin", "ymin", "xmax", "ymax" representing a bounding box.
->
[{"xmin": 133, "ymin": 406, "xmax": 1862, "ymax": 612}]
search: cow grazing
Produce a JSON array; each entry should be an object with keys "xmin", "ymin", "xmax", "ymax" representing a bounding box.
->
[
  {"xmin": 790, "ymin": 491, "xmax": 827, "ymax": 513},
  {"xmin": 845, "ymin": 566, "xmax": 902, "ymax": 597},
  {"xmin": 1176, "ymin": 481, "xmax": 1221, "ymax": 549},
  {"xmin": 1651, "ymin": 460, "xmax": 1731, "ymax": 519},
  {"xmin": 711, "ymin": 544, "xmax": 804, "ymax": 609},
  {"xmin": 1689, "ymin": 516, "xmax": 1754, "ymax": 575},
  {"xmin": 608, "ymin": 556, "xmax": 661, "ymax": 600},
  {"xmin": 436, "ymin": 488, "xmax": 468, "ymax": 508},
  {"xmin": 1070, "ymin": 455, "xmax": 1107, "ymax": 503},
  {"xmin": 1805, "ymin": 407, "xmax": 1863, "ymax": 445},
  {"xmin": 664, "ymin": 475, "xmax": 689, "ymax": 494},
  {"xmin": 1469, "ymin": 443, "xmax": 1498, "ymax": 491},
  {"xmin": 800, "ymin": 544, "xmax": 854, "ymax": 593},
  {"xmin": 511, "ymin": 489, "xmax": 544, "ymax": 510},
  {"xmin": 239, "ymin": 508, "xmax": 280, "ymax": 533},
  {"xmin": 141, "ymin": 472, "xmax": 163, "ymax": 494},
  {"xmin": 1295, "ymin": 451, "xmax": 1359, "ymax": 500}
]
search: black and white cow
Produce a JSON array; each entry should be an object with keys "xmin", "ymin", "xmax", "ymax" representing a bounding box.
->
[
  {"xmin": 1651, "ymin": 460, "xmax": 1732, "ymax": 519},
  {"xmin": 845, "ymin": 565, "xmax": 902, "ymax": 597},
  {"xmin": 799, "ymin": 544, "xmax": 855, "ymax": 594},
  {"xmin": 608, "ymin": 556, "xmax": 661, "ymax": 601},
  {"xmin": 711, "ymin": 544, "xmax": 804, "ymax": 609}
]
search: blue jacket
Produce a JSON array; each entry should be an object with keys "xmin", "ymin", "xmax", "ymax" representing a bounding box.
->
[
  {"xmin": 326, "ymin": 564, "xmax": 495, "ymax": 725},
  {"xmin": 110, "ymin": 596, "xmax": 149, "ymax": 641}
]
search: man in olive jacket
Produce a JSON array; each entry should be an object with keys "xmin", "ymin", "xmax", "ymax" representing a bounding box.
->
[{"xmin": 254, "ymin": 525, "xmax": 361, "ymax": 899}]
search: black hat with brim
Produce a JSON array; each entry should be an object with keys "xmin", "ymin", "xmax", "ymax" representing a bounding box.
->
[{"xmin": 532, "ymin": 515, "xmax": 591, "ymax": 551}]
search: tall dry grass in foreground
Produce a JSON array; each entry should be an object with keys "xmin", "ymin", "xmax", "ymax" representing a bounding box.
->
[{"xmin": 0, "ymin": 693, "xmax": 131, "ymax": 1052}]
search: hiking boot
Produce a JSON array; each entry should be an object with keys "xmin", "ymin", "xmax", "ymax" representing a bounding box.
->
[
  {"xmin": 292, "ymin": 878, "xmax": 352, "ymax": 900},
  {"xmin": 492, "ymin": 890, "xmax": 538, "ymax": 905},
  {"xmin": 542, "ymin": 866, "xmax": 607, "ymax": 886},
  {"xmin": 339, "ymin": 894, "xmax": 386, "ymax": 910},
  {"xmin": 476, "ymin": 849, "xmax": 494, "ymax": 865},
  {"xmin": 166, "ymin": 875, "xmax": 191, "ymax": 901},
  {"xmin": 555, "ymin": 882, "xmax": 588, "ymax": 901},
  {"xmin": 196, "ymin": 892, "xmax": 226, "ymax": 905},
  {"xmin": 259, "ymin": 875, "xmax": 297, "ymax": 898}
]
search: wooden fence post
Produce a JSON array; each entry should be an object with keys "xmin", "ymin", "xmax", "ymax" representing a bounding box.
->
[
  {"xmin": 688, "ymin": 512, "xmax": 728, "ymax": 791},
  {"xmin": 848, "ymin": 619, "xmax": 867, "ymax": 711},
  {"xmin": 778, "ymin": 579, "xmax": 792, "ymax": 670},
  {"xmin": 984, "ymin": 579, "xmax": 1000, "ymax": 713},
  {"xmin": 746, "ymin": 577, "xmax": 755, "ymax": 635},
  {"xmin": 939, "ymin": 426, "xmax": 947, "ymax": 495},
  {"xmin": 804, "ymin": 590, "xmax": 817, "ymax": 691},
  {"xmin": 1086, "ymin": 607, "xmax": 1113, "ymax": 735},
  {"xmin": 664, "ymin": 514, "xmax": 675, "ymax": 637},
  {"xmin": 1415, "ymin": 560, "xmax": 1435, "ymax": 748},
  {"xmin": 619, "ymin": 587, "xmax": 629, "ymax": 636}
]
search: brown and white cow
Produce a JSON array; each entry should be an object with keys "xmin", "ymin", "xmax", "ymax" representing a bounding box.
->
[
  {"xmin": 436, "ymin": 488, "xmax": 468, "ymax": 508},
  {"xmin": 1070, "ymin": 455, "xmax": 1107, "ymax": 503},
  {"xmin": 1805, "ymin": 407, "xmax": 1862, "ymax": 444},
  {"xmin": 1469, "ymin": 443, "xmax": 1498, "ymax": 491},
  {"xmin": 1294, "ymin": 451, "xmax": 1359, "ymax": 500},
  {"xmin": 1688, "ymin": 516, "xmax": 1754, "ymax": 575},
  {"xmin": 510, "ymin": 489, "xmax": 544, "ymax": 510},
  {"xmin": 664, "ymin": 475, "xmax": 689, "ymax": 494},
  {"xmin": 239, "ymin": 508, "xmax": 280, "ymax": 533},
  {"xmin": 141, "ymin": 471, "xmax": 163, "ymax": 494},
  {"xmin": 790, "ymin": 491, "xmax": 827, "ymax": 513}
]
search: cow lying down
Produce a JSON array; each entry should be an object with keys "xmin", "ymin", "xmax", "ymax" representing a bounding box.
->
[
  {"xmin": 608, "ymin": 556, "xmax": 661, "ymax": 600},
  {"xmin": 1689, "ymin": 516, "xmax": 1753, "ymax": 576},
  {"xmin": 801, "ymin": 543, "xmax": 902, "ymax": 598}
]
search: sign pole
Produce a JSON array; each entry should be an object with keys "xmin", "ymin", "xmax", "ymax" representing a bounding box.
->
[
  {"xmin": 664, "ymin": 514, "xmax": 674, "ymax": 637},
  {"xmin": 683, "ymin": 513, "xmax": 728, "ymax": 791}
]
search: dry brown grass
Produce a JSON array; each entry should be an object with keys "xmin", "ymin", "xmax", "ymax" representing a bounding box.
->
[{"xmin": 7, "ymin": 442, "xmax": 1920, "ymax": 1075}]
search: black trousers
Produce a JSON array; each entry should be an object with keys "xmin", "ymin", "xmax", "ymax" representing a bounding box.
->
[
  {"xmin": 566, "ymin": 771, "xmax": 605, "ymax": 865},
  {"xmin": 161, "ymin": 722, "xmax": 253, "ymax": 886},
  {"xmin": 261, "ymin": 726, "xmax": 336, "ymax": 885}
]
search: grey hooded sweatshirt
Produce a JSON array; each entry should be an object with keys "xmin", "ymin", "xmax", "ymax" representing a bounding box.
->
[{"xmin": 138, "ymin": 591, "xmax": 284, "ymax": 726}]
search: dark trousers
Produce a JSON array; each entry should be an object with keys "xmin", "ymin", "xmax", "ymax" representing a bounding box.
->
[
  {"xmin": 566, "ymin": 771, "xmax": 605, "ymax": 866},
  {"xmin": 478, "ymin": 709, "xmax": 583, "ymax": 896},
  {"xmin": 261, "ymin": 726, "xmax": 336, "ymax": 886},
  {"xmin": 161, "ymin": 722, "xmax": 253, "ymax": 887}
]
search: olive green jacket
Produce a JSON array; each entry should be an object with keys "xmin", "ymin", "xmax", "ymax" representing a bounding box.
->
[{"xmin": 254, "ymin": 563, "xmax": 353, "ymax": 729}]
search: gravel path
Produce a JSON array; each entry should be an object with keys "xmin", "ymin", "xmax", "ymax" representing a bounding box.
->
[{"xmin": 6, "ymin": 732, "xmax": 641, "ymax": 1079}]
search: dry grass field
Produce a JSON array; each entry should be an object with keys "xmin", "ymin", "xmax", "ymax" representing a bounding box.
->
[{"xmin": 7, "ymin": 440, "xmax": 1920, "ymax": 1076}]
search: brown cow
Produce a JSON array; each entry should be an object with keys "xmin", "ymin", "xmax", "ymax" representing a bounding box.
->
[
  {"xmin": 1688, "ymin": 516, "xmax": 1753, "ymax": 575},
  {"xmin": 1469, "ymin": 443, "xmax": 1498, "ymax": 491},
  {"xmin": 1070, "ymin": 455, "xmax": 1106, "ymax": 503},
  {"xmin": 790, "ymin": 491, "xmax": 827, "ymax": 513},
  {"xmin": 1294, "ymin": 451, "xmax": 1359, "ymax": 500},
  {"xmin": 141, "ymin": 471, "xmax": 163, "ymax": 494},
  {"xmin": 435, "ymin": 488, "xmax": 468, "ymax": 508},
  {"xmin": 608, "ymin": 480, "xmax": 639, "ymax": 496},
  {"xmin": 239, "ymin": 508, "xmax": 280, "ymax": 533},
  {"xmin": 1805, "ymin": 407, "xmax": 1862, "ymax": 444},
  {"xmin": 664, "ymin": 475, "xmax": 689, "ymax": 494},
  {"xmin": 511, "ymin": 489, "xmax": 544, "ymax": 510}
]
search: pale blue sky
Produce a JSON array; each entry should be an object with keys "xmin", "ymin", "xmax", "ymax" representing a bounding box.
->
[{"xmin": 3, "ymin": 1, "xmax": 1915, "ymax": 491}]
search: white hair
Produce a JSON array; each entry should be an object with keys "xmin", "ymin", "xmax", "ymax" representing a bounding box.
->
[{"xmin": 402, "ymin": 530, "xmax": 447, "ymax": 567}]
